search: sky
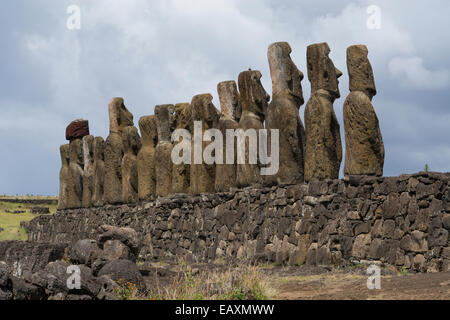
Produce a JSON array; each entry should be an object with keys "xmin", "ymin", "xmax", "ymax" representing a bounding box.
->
[{"xmin": 0, "ymin": 0, "xmax": 449, "ymax": 196}]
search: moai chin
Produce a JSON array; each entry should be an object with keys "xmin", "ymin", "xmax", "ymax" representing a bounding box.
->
[
  {"xmin": 82, "ymin": 135, "xmax": 95, "ymax": 208},
  {"xmin": 155, "ymin": 105, "xmax": 174, "ymax": 197},
  {"xmin": 57, "ymin": 144, "xmax": 71, "ymax": 210},
  {"xmin": 171, "ymin": 103, "xmax": 192, "ymax": 194},
  {"xmin": 266, "ymin": 42, "xmax": 306, "ymax": 186},
  {"xmin": 67, "ymin": 138, "xmax": 84, "ymax": 209},
  {"xmin": 236, "ymin": 70, "xmax": 270, "ymax": 188},
  {"xmin": 304, "ymin": 42, "xmax": 343, "ymax": 182},
  {"xmin": 137, "ymin": 115, "xmax": 158, "ymax": 201},
  {"xmin": 215, "ymin": 81, "xmax": 240, "ymax": 192},
  {"xmin": 343, "ymin": 45, "xmax": 384, "ymax": 176},
  {"xmin": 104, "ymin": 97, "xmax": 134, "ymax": 204},
  {"xmin": 92, "ymin": 137, "xmax": 105, "ymax": 207},
  {"xmin": 190, "ymin": 94, "xmax": 220, "ymax": 194},
  {"xmin": 122, "ymin": 126, "xmax": 141, "ymax": 203}
]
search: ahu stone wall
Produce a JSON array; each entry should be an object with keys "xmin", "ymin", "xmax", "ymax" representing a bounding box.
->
[{"xmin": 27, "ymin": 172, "xmax": 450, "ymax": 272}]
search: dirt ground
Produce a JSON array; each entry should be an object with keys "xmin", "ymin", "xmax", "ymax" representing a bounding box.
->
[{"xmin": 265, "ymin": 266, "xmax": 450, "ymax": 300}]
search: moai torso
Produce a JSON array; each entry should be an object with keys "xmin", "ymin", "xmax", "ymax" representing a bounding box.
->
[
  {"xmin": 137, "ymin": 115, "xmax": 158, "ymax": 201},
  {"xmin": 57, "ymin": 144, "xmax": 71, "ymax": 210},
  {"xmin": 104, "ymin": 98, "xmax": 134, "ymax": 204},
  {"xmin": 236, "ymin": 70, "xmax": 270, "ymax": 188},
  {"xmin": 122, "ymin": 126, "xmax": 141, "ymax": 203},
  {"xmin": 92, "ymin": 137, "xmax": 105, "ymax": 207},
  {"xmin": 172, "ymin": 103, "xmax": 192, "ymax": 194},
  {"xmin": 266, "ymin": 42, "xmax": 306, "ymax": 186},
  {"xmin": 82, "ymin": 135, "xmax": 95, "ymax": 208},
  {"xmin": 190, "ymin": 94, "xmax": 220, "ymax": 194},
  {"xmin": 304, "ymin": 43, "xmax": 343, "ymax": 182},
  {"xmin": 67, "ymin": 138, "xmax": 84, "ymax": 209},
  {"xmin": 155, "ymin": 105, "xmax": 174, "ymax": 197},
  {"xmin": 343, "ymin": 45, "xmax": 384, "ymax": 176},
  {"xmin": 215, "ymin": 81, "xmax": 240, "ymax": 192}
]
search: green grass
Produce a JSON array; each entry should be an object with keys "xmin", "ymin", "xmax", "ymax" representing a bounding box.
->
[{"xmin": 0, "ymin": 197, "xmax": 57, "ymax": 241}]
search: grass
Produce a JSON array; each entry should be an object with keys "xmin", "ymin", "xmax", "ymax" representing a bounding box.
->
[
  {"xmin": 114, "ymin": 261, "xmax": 272, "ymax": 300},
  {"xmin": 0, "ymin": 196, "xmax": 57, "ymax": 241}
]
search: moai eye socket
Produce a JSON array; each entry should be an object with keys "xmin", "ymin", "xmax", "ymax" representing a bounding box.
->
[{"xmin": 323, "ymin": 70, "xmax": 329, "ymax": 79}]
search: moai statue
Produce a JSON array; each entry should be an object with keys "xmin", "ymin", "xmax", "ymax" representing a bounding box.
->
[
  {"xmin": 215, "ymin": 81, "xmax": 240, "ymax": 192},
  {"xmin": 190, "ymin": 94, "xmax": 220, "ymax": 194},
  {"xmin": 122, "ymin": 126, "xmax": 141, "ymax": 203},
  {"xmin": 82, "ymin": 135, "xmax": 95, "ymax": 208},
  {"xmin": 304, "ymin": 43, "xmax": 343, "ymax": 182},
  {"xmin": 137, "ymin": 115, "xmax": 158, "ymax": 201},
  {"xmin": 104, "ymin": 98, "xmax": 134, "ymax": 204},
  {"xmin": 67, "ymin": 138, "xmax": 84, "ymax": 209},
  {"xmin": 236, "ymin": 70, "xmax": 270, "ymax": 188},
  {"xmin": 344, "ymin": 45, "xmax": 384, "ymax": 176},
  {"xmin": 171, "ymin": 103, "xmax": 192, "ymax": 194},
  {"xmin": 57, "ymin": 144, "xmax": 71, "ymax": 210},
  {"xmin": 92, "ymin": 137, "xmax": 105, "ymax": 207},
  {"xmin": 155, "ymin": 105, "xmax": 174, "ymax": 197},
  {"xmin": 266, "ymin": 42, "xmax": 306, "ymax": 186}
]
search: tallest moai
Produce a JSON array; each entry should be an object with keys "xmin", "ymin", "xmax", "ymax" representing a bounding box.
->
[
  {"xmin": 266, "ymin": 42, "xmax": 306, "ymax": 185},
  {"xmin": 304, "ymin": 43, "xmax": 343, "ymax": 182},
  {"xmin": 343, "ymin": 45, "xmax": 384, "ymax": 176},
  {"xmin": 104, "ymin": 98, "xmax": 134, "ymax": 204}
]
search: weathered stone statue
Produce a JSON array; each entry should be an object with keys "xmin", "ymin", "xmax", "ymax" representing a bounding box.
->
[
  {"xmin": 92, "ymin": 137, "xmax": 105, "ymax": 207},
  {"xmin": 137, "ymin": 116, "xmax": 158, "ymax": 201},
  {"xmin": 304, "ymin": 43, "xmax": 343, "ymax": 182},
  {"xmin": 82, "ymin": 135, "xmax": 95, "ymax": 208},
  {"xmin": 190, "ymin": 94, "xmax": 220, "ymax": 194},
  {"xmin": 67, "ymin": 138, "xmax": 84, "ymax": 209},
  {"xmin": 155, "ymin": 105, "xmax": 174, "ymax": 197},
  {"xmin": 122, "ymin": 126, "xmax": 141, "ymax": 203},
  {"xmin": 171, "ymin": 103, "xmax": 192, "ymax": 194},
  {"xmin": 215, "ymin": 81, "xmax": 240, "ymax": 192},
  {"xmin": 57, "ymin": 144, "xmax": 71, "ymax": 210},
  {"xmin": 104, "ymin": 98, "xmax": 134, "ymax": 204},
  {"xmin": 236, "ymin": 70, "xmax": 270, "ymax": 188},
  {"xmin": 266, "ymin": 42, "xmax": 306, "ymax": 185},
  {"xmin": 343, "ymin": 45, "xmax": 384, "ymax": 176}
]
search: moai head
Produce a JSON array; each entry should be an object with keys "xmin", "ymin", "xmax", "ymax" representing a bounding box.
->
[
  {"xmin": 69, "ymin": 139, "xmax": 83, "ymax": 167},
  {"xmin": 347, "ymin": 45, "xmax": 377, "ymax": 100},
  {"xmin": 306, "ymin": 42, "xmax": 343, "ymax": 100},
  {"xmin": 60, "ymin": 144, "xmax": 70, "ymax": 167},
  {"xmin": 268, "ymin": 42, "xmax": 304, "ymax": 105},
  {"xmin": 191, "ymin": 94, "xmax": 220, "ymax": 129},
  {"xmin": 238, "ymin": 70, "xmax": 270, "ymax": 121},
  {"xmin": 122, "ymin": 126, "xmax": 141, "ymax": 155},
  {"xmin": 93, "ymin": 137, "xmax": 105, "ymax": 162},
  {"xmin": 82, "ymin": 135, "xmax": 94, "ymax": 166},
  {"xmin": 108, "ymin": 97, "xmax": 134, "ymax": 134},
  {"xmin": 173, "ymin": 103, "xmax": 192, "ymax": 133},
  {"xmin": 155, "ymin": 105, "xmax": 174, "ymax": 142},
  {"xmin": 139, "ymin": 115, "xmax": 158, "ymax": 147},
  {"xmin": 217, "ymin": 81, "xmax": 241, "ymax": 122}
]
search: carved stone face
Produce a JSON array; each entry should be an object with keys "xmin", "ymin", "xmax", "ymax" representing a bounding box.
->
[
  {"xmin": 217, "ymin": 81, "xmax": 241, "ymax": 121},
  {"xmin": 238, "ymin": 70, "xmax": 270, "ymax": 120},
  {"xmin": 268, "ymin": 42, "xmax": 304, "ymax": 105},
  {"xmin": 108, "ymin": 97, "xmax": 134, "ymax": 133},
  {"xmin": 122, "ymin": 126, "xmax": 141, "ymax": 155},
  {"xmin": 155, "ymin": 105, "xmax": 174, "ymax": 142},
  {"xmin": 93, "ymin": 137, "xmax": 105, "ymax": 161},
  {"xmin": 174, "ymin": 103, "xmax": 192, "ymax": 131},
  {"xmin": 347, "ymin": 45, "xmax": 376, "ymax": 99},
  {"xmin": 60, "ymin": 144, "xmax": 70, "ymax": 166},
  {"xmin": 307, "ymin": 42, "xmax": 343, "ymax": 99},
  {"xmin": 191, "ymin": 94, "xmax": 220, "ymax": 129},
  {"xmin": 82, "ymin": 135, "xmax": 94, "ymax": 165},
  {"xmin": 69, "ymin": 139, "xmax": 83, "ymax": 166},
  {"xmin": 138, "ymin": 115, "xmax": 158, "ymax": 146}
]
